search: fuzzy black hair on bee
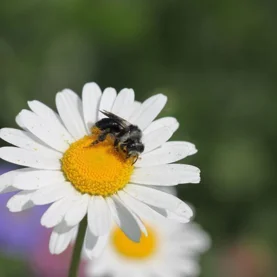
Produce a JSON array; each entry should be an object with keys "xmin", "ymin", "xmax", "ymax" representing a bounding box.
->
[{"xmin": 91, "ymin": 110, "xmax": 144, "ymax": 163}]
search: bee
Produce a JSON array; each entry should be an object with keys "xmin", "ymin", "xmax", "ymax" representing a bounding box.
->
[{"xmin": 91, "ymin": 110, "xmax": 144, "ymax": 163}]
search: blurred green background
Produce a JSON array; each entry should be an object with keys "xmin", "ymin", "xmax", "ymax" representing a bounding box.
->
[{"xmin": 1, "ymin": 0, "xmax": 277, "ymax": 276}]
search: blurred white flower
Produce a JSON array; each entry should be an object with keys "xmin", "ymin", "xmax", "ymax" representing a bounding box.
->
[
  {"xmin": 85, "ymin": 219, "xmax": 210, "ymax": 277},
  {"xmin": 0, "ymin": 82, "xmax": 200, "ymax": 259}
]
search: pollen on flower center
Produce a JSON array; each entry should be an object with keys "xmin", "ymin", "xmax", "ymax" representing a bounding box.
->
[
  {"xmin": 61, "ymin": 134, "xmax": 134, "ymax": 196},
  {"xmin": 112, "ymin": 225, "xmax": 157, "ymax": 259}
]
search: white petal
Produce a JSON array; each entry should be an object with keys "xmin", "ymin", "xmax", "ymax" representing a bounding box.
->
[
  {"xmin": 131, "ymin": 164, "xmax": 200, "ymax": 186},
  {"xmin": 0, "ymin": 128, "xmax": 62, "ymax": 158},
  {"xmin": 13, "ymin": 170, "xmax": 65, "ymax": 190},
  {"xmin": 130, "ymin": 212, "xmax": 148, "ymax": 237},
  {"xmin": 41, "ymin": 194, "xmax": 79, "ymax": 228},
  {"xmin": 56, "ymin": 89, "xmax": 87, "ymax": 140},
  {"xmin": 15, "ymin": 113, "xmax": 26, "ymax": 129},
  {"xmin": 31, "ymin": 182, "xmax": 73, "ymax": 205},
  {"xmin": 111, "ymin": 88, "xmax": 135, "ymax": 119},
  {"xmin": 165, "ymin": 210, "xmax": 191, "ymax": 223},
  {"xmin": 128, "ymin": 101, "xmax": 141, "ymax": 120},
  {"xmin": 71, "ymin": 227, "xmax": 79, "ymax": 243},
  {"xmin": 142, "ymin": 127, "xmax": 173, "ymax": 153},
  {"xmin": 84, "ymin": 228, "xmax": 109, "ymax": 259},
  {"xmin": 98, "ymin": 88, "xmax": 117, "ymax": 120},
  {"xmin": 124, "ymin": 184, "xmax": 193, "ymax": 221},
  {"xmin": 150, "ymin": 200, "xmax": 192, "ymax": 223},
  {"xmin": 0, "ymin": 147, "xmax": 61, "ymax": 170},
  {"xmin": 27, "ymin": 100, "xmax": 74, "ymax": 143},
  {"xmin": 183, "ymin": 223, "xmax": 211, "ymax": 252},
  {"xmin": 131, "ymin": 94, "xmax": 167, "ymax": 130},
  {"xmin": 106, "ymin": 196, "xmax": 143, "ymax": 241},
  {"xmin": 7, "ymin": 190, "xmax": 35, "ymax": 212},
  {"xmin": 49, "ymin": 222, "xmax": 77, "ymax": 255},
  {"xmin": 144, "ymin": 117, "xmax": 179, "ymax": 135},
  {"xmin": 0, "ymin": 168, "xmax": 30, "ymax": 194},
  {"xmin": 28, "ymin": 100, "xmax": 61, "ymax": 122},
  {"xmin": 178, "ymin": 261, "xmax": 200, "ymax": 276},
  {"xmin": 114, "ymin": 194, "xmax": 149, "ymax": 237},
  {"xmin": 82, "ymin": 82, "xmax": 102, "ymax": 133},
  {"xmin": 64, "ymin": 194, "xmax": 90, "ymax": 226},
  {"xmin": 88, "ymin": 196, "xmax": 111, "ymax": 236},
  {"xmin": 17, "ymin": 110, "xmax": 71, "ymax": 152},
  {"xmin": 137, "ymin": 141, "xmax": 198, "ymax": 167},
  {"xmin": 117, "ymin": 190, "xmax": 165, "ymax": 223}
]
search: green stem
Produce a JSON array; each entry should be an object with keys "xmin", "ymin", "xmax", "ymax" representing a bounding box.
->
[{"xmin": 68, "ymin": 216, "xmax": 87, "ymax": 277}]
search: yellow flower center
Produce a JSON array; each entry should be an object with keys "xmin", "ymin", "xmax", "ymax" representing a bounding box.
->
[
  {"xmin": 61, "ymin": 133, "xmax": 134, "ymax": 196},
  {"xmin": 111, "ymin": 225, "xmax": 157, "ymax": 259}
]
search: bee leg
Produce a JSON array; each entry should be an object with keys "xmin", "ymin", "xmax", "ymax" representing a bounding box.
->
[
  {"xmin": 119, "ymin": 142, "xmax": 127, "ymax": 153},
  {"xmin": 132, "ymin": 154, "xmax": 139, "ymax": 165},
  {"xmin": 114, "ymin": 138, "xmax": 120, "ymax": 151},
  {"xmin": 91, "ymin": 129, "xmax": 110, "ymax": 146}
]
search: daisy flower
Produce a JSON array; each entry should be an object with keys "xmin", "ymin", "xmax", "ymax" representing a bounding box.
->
[
  {"xmin": 0, "ymin": 82, "xmax": 200, "ymax": 258},
  {"xmin": 85, "ymin": 219, "xmax": 210, "ymax": 277}
]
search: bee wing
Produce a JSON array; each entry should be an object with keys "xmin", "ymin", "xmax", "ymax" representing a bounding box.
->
[{"xmin": 100, "ymin": 110, "xmax": 130, "ymax": 127}]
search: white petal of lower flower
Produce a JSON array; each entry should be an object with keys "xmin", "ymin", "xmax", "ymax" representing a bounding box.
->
[
  {"xmin": 132, "ymin": 94, "xmax": 167, "ymax": 130},
  {"xmin": 131, "ymin": 164, "xmax": 200, "ymax": 186},
  {"xmin": 142, "ymin": 127, "xmax": 173, "ymax": 153},
  {"xmin": 0, "ymin": 147, "xmax": 61, "ymax": 170},
  {"xmin": 137, "ymin": 141, "xmax": 197, "ymax": 167},
  {"xmin": 88, "ymin": 196, "xmax": 112, "ymax": 236},
  {"xmin": 17, "ymin": 110, "xmax": 72, "ymax": 152},
  {"xmin": 98, "ymin": 87, "xmax": 117, "ymax": 120},
  {"xmin": 85, "ymin": 220, "xmax": 209, "ymax": 277},
  {"xmin": 41, "ymin": 194, "xmax": 80, "ymax": 228},
  {"xmin": 7, "ymin": 190, "xmax": 35, "ymax": 212},
  {"xmin": 173, "ymin": 259, "xmax": 200, "ymax": 276},
  {"xmin": 144, "ymin": 116, "xmax": 179, "ymax": 134},
  {"xmin": 84, "ymin": 228, "xmax": 109, "ymax": 259},
  {"xmin": 82, "ymin": 82, "xmax": 102, "ymax": 132},
  {"xmin": 0, "ymin": 128, "xmax": 62, "ymax": 158},
  {"xmin": 124, "ymin": 184, "xmax": 193, "ymax": 221},
  {"xmin": 64, "ymin": 193, "xmax": 90, "ymax": 226},
  {"xmin": 106, "ymin": 196, "xmax": 142, "ymax": 242},
  {"xmin": 151, "ymin": 268, "xmax": 172, "ymax": 277},
  {"xmin": 0, "ymin": 168, "xmax": 31, "ymax": 194},
  {"xmin": 118, "ymin": 190, "xmax": 165, "ymax": 222},
  {"xmin": 49, "ymin": 222, "xmax": 77, "ymax": 255},
  {"xmin": 56, "ymin": 89, "xmax": 87, "ymax": 140},
  {"xmin": 31, "ymin": 182, "xmax": 74, "ymax": 205},
  {"xmin": 13, "ymin": 170, "xmax": 65, "ymax": 190},
  {"xmin": 180, "ymin": 224, "xmax": 211, "ymax": 253},
  {"xmin": 111, "ymin": 88, "xmax": 135, "ymax": 119}
]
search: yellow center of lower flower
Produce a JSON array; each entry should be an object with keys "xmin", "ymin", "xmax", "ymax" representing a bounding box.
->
[
  {"xmin": 112, "ymin": 225, "xmax": 157, "ymax": 259},
  {"xmin": 61, "ymin": 134, "xmax": 134, "ymax": 196}
]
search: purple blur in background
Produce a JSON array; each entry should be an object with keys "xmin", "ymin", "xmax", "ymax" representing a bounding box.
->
[
  {"xmin": 0, "ymin": 163, "xmax": 85, "ymax": 277},
  {"xmin": 0, "ymin": 164, "xmax": 46, "ymax": 256}
]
